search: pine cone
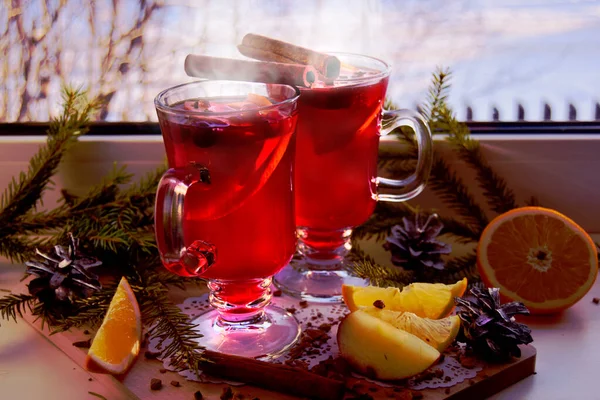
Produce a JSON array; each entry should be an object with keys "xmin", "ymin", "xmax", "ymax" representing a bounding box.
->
[
  {"xmin": 383, "ymin": 213, "xmax": 451, "ymax": 270},
  {"xmin": 455, "ymin": 287, "xmax": 533, "ymax": 361},
  {"xmin": 25, "ymin": 233, "xmax": 102, "ymax": 305}
]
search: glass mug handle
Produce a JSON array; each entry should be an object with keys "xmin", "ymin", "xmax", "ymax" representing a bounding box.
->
[
  {"xmin": 376, "ymin": 109, "xmax": 434, "ymax": 202},
  {"xmin": 154, "ymin": 164, "xmax": 216, "ymax": 277}
]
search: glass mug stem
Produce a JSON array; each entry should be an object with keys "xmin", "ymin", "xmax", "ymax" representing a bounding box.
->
[
  {"xmin": 297, "ymin": 227, "xmax": 352, "ymax": 270},
  {"xmin": 208, "ymin": 278, "xmax": 272, "ymax": 324}
]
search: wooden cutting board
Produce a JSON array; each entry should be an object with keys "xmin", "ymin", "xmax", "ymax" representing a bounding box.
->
[
  {"xmin": 420, "ymin": 345, "xmax": 536, "ymax": 400},
  {"xmin": 20, "ymin": 302, "xmax": 536, "ymax": 400}
]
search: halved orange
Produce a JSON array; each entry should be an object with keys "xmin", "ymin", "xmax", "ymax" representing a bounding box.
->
[
  {"xmin": 85, "ymin": 277, "xmax": 142, "ymax": 375},
  {"xmin": 342, "ymin": 278, "xmax": 467, "ymax": 319},
  {"xmin": 477, "ymin": 207, "xmax": 598, "ymax": 314}
]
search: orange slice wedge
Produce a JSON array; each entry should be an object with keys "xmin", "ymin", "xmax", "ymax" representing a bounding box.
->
[
  {"xmin": 477, "ymin": 206, "xmax": 598, "ymax": 314},
  {"xmin": 85, "ymin": 277, "xmax": 142, "ymax": 375},
  {"xmin": 361, "ymin": 308, "xmax": 461, "ymax": 352},
  {"xmin": 337, "ymin": 310, "xmax": 440, "ymax": 380},
  {"xmin": 342, "ymin": 278, "xmax": 467, "ymax": 319}
]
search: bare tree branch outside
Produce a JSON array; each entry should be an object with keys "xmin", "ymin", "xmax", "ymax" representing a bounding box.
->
[{"xmin": 1, "ymin": 0, "xmax": 599, "ymax": 122}]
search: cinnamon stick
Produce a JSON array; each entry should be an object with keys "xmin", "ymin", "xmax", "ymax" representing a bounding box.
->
[
  {"xmin": 200, "ymin": 350, "xmax": 345, "ymax": 400},
  {"xmin": 184, "ymin": 54, "xmax": 317, "ymax": 88},
  {"xmin": 239, "ymin": 33, "xmax": 341, "ymax": 79}
]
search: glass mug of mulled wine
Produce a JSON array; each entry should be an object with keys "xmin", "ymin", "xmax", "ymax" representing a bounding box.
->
[
  {"xmin": 154, "ymin": 80, "xmax": 301, "ymax": 358},
  {"xmin": 274, "ymin": 53, "xmax": 434, "ymax": 302}
]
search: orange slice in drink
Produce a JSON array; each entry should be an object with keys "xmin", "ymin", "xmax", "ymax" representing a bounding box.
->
[
  {"xmin": 477, "ymin": 207, "xmax": 598, "ymax": 314},
  {"xmin": 85, "ymin": 277, "xmax": 142, "ymax": 375}
]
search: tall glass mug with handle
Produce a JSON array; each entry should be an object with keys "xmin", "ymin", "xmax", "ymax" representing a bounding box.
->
[
  {"xmin": 274, "ymin": 53, "xmax": 433, "ymax": 303},
  {"xmin": 154, "ymin": 80, "xmax": 301, "ymax": 358}
]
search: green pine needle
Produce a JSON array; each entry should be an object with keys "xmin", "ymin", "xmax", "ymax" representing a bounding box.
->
[
  {"xmin": 440, "ymin": 252, "xmax": 479, "ymax": 284},
  {"xmin": 352, "ymin": 202, "xmax": 414, "ymax": 242},
  {"xmin": 0, "ymin": 293, "xmax": 35, "ymax": 326},
  {"xmin": 349, "ymin": 258, "xmax": 414, "ymax": 289},
  {"xmin": 348, "ymin": 244, "xmax": 415, "ymax": 288},
  {"xmin": 0, "ymin": 88, "xmax": 100, "ymax": 241},
  {"xmin": 433, "ymin": 98, "xmax": 518, "ymax": 215},
  {"xmin": 134, "ymin": 271, "xmax": 207, "ymax": 374},
  {"xmin": 525, "ymin": 196, "xmax": 542, "ymax": 207},
  {"xmin": 428, "ymin": 155, "xmax": 489, "ymax": 234},
  {"xmin": 422, "ymin": 67, "xmax": 451, "ymax": 123},
  {"xmin": 48, "ymin": 280, "xmax": 121, "ymax": 334},
  {"xmin": 438, "ymin": 215, "xmax": 480, "ymax": 243}
]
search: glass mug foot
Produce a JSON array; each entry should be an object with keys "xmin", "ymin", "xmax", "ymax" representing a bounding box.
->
[
  {"xmin": 274, "ymin": 227, "xmax": 368, "ymax": 303},
  {"xmin": 273, "ymin": 262, "xmax": 368, "ymax": 303},
  {"xmin": 192, "ymin": 305, "xmax": 301, "ymax": 359},
  {"xmin": 190, "ymin": 277, "xmax": 301, "ymax": 359}
]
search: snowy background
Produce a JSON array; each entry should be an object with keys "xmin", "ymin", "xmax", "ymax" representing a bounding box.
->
[{"xmin": 1, "ymin": 0, "xmax": 599, "ymax": 122}]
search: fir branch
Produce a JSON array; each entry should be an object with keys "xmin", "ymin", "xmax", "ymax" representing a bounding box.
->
[
  {"xmin": 0, "ymin": 88, "xmax": 99, "ymax": 235},
  {"xmin": 422, "ymin": 67, "xmax": 451, "ymax": 123},
  {"xmin": 352, "ymin": 202, "xmax": 414, "ymax": 242},
  {"xmin": 439, "ymin": 252, "xmax": 479, "ymax": 285},
  {"xmin": 425, "ymin": 70, "xmax": 517, "ymax": 215},
  {"xmin": 525, "ymin": 196, "xmax": 541, "ymax": 207},
  {"xmin": 70, "ymin": 163, "xmax": 133, "ymax": 211},
  {"xmin": 348, "ymin": 244, "xmax": 415, "ymax": 288},
  {"xmin": 380, "ymin": 155, "xmax": 419, "ymax": 177},
  {"xmin": 438, "ymin": 215, "xmax": 480, "ymax": 243},
  {"xmin": 436, "ymin": 107, "xmax": 518, "ymax": 215},
  {"xmin": 32, "ymin": 165, "xmax": 166, "ymax": 261},
  {"xmin": 429, "ymin": 154, "xmax": 489, "ymax": 234},
  {"xmin": 383, "ymin": 69, "xmax": 489, "ymax": 234},
  {"xmin": 49, "ymin": 282, "xmax": 119, "ymax": 333},
  {"xmin": 121, "ymin": 163, "xmax": 166, "ymax": 199},
  {"xmin": 30, "ymin": 299, "xmax": 67, "ymax": 330},
  {"xmin": 349, "ymin": 258, "xmax": 414, "ymax": 289},
  {"xmin": 8, "ymin": 209, "xmax": 67, "ymax": 235},
  {"xmin": 152, "ymin": 270, "xmax": 202, "ymax": 290},
  {"xmin": 12, "ymin": 165, "xmax": 133, "ymax": 236},
  {"xmin": 0, "ymin": 293, "xmax": 35, "ymax": 326},
  {"xmin": 0, "ymin": 236, "xmax": 47, "ymax": 264},
  {"xmin": 135, "ymin": 277, "xmax": 206, "ymax": 373}
]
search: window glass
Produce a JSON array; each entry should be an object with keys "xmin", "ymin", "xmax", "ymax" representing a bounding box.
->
[{"xmin": 1, "ymin": 0, "xmax": 598, "ymax": 122}]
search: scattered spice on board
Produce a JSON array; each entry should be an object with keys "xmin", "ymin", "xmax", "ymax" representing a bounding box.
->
[
  {"xmin": 144, "ymin": 350, "xmax": 161, "ymax": 359},
  {"xmin": 150, "ymin": 378, "xmax": 162, "ymax": 390},
  {"xmin": 72, "ymin": 339, "xmax": 91, "ymax": 348},
  {"xmin": 220, "ymin": 386, "xmax": 234, "ymax": 400}
]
